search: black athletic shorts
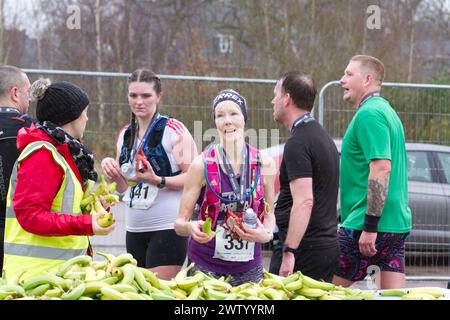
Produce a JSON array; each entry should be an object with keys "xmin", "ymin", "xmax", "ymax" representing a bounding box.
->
[
  {"xmin": 126, "ymin": 229, "xmax": 187, "ymax": 268},
  {"xmin": 269, "ymin": 230, "xmax": 339, "ymax": 282}
]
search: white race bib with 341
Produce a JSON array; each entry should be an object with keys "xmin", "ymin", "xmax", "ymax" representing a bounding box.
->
[
  {"xmin": 213, "ymin": 224, "xmax": 255, "ymax": 262},
  {"xmin": 123, "ymin": 183, "xmax": 158, "ymax": 210}
]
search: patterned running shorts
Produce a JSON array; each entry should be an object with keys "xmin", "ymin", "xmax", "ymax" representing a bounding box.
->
[{"xmin": 335, "ymin": 227, "xmax": 409, "ymax": 282}]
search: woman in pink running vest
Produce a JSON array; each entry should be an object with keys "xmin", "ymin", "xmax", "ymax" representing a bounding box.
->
[{"xmin": 175, "ymin": 89, "xmax": 276, "ymax": 285}]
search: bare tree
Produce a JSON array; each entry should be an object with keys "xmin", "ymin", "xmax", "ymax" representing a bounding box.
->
[
  {"xmin": 95, "ymin": 0, "xmax": 105, "ymax": 127},
  {"xmin": 0, "ymin": 0, "xmax": 4, "ymax": 63}
]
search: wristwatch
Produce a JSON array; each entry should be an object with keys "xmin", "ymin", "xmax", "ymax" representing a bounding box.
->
[
  {"xmin": 157, "ymin": 176, "xmax": 166, "ymax": 189},
  {"xmin": 282, "ymin": 243, "xmax": 296, "ymax": 254}
]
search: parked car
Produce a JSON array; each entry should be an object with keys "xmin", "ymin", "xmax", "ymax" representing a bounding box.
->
[{"xmin": 261, "ymin": 140, "xmax": 450, "ymax": 255}]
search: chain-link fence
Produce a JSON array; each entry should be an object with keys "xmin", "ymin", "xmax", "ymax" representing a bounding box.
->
[
  {"xmin": 319, "ymin": 81, "xmax": 450, "ymax": 146},
  {"xmin": 24, "ymin": 69, "xmax": 282, "ymax": 169},
  {"xmin": 23, "ymin": 70, "xmax": 450, "ymax": 283}
]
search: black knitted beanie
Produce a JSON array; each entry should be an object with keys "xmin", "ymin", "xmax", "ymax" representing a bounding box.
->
[{"xmin": 36, "ymin": 81, "xmax": 90, "ymax": 126}]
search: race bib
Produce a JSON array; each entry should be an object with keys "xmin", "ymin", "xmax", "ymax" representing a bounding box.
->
[
  {"xmin": 213, "ymin": 224, "xmax": 255, "ymax": 262},
  {"xmin": 123, "ymin": 183, "xmax": 158, "ymax": 210}
]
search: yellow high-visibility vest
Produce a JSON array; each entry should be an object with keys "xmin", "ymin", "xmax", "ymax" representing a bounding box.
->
[{"xmin": 3, "ymin": 141, "xmax": 89, "ymax": 281}]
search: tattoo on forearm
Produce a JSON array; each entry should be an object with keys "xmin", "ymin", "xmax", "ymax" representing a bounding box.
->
[{"xmin": 367, "ymin": 178, "xmax": 389, "ymax": 217}]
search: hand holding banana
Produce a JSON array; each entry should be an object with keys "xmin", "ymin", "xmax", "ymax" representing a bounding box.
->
[{"xmin": 81, "ymin": 175, "xmax": 119, "ymax": 228}]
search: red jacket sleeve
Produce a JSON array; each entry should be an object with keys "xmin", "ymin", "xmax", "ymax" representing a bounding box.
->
[{"xmin": 12, "ymin": 148, "xmax": 94, "ymax": 236}]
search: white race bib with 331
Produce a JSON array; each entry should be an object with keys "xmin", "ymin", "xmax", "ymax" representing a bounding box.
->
[
  {"xmin": 213, "ymin": 224, "xmax": 255, "ymax": 262},
  {"xmin": 123, "ymin": 183, "xmax": 158, "ymax": 210}
]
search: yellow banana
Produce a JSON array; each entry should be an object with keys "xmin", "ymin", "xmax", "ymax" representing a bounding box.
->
[
  {"xmin": 100, "ymin": 286, "xmax": 130, "ymax": 300},
  {"xmin": 21, "ymin": 274, "xmax": 65, "ymax": 291},
  {"xmin": 43, "ymin": 287, "xmax": 63, "ymax": 298},
  {"xmin": 83, "ymin": 267, "xmax": 97, "ymax": 282},
  {"xmin": 285, "ymin": 278, "xmax": 303, "ymax": 291},
  {"xmin": 175, "ymin": 277, "xmax": 201, "ymax": 291},
  {"xmin": 106, "ymin": 253, "xmax": 136, "ymax": 273},
  {"xmin": 118, "ymin": 264, "xmax": 135, "ymax": 285},
  {"xmin": 80, "ymin": 194, "xmax": 95, "ymax": 209},
  {"xmin": 101, "ymin": 276, "xmax": 119, "ymax": 285},
  {"xmin": 204, "ymin": 287, "xmax": 229, "ymax": 300},
  {"xmin": 0, "ymin": 284, "xmax": 26, "ymax": 298},
  {"xmin": 82, "ymin": 179, "xmax": 95, "ymax": 199},
  {"xmin": 402, "ymin": 292, "xmax": 437, "ymax": 300},
  {"xmin": 132, "ymin": 265, "xmax": 152, "ymax": 293},
  {"xmin": 104, "ymin": 194, "xmax": 119, "ymax": 204},
  {"xmin": 90, "ymin": 260, "xmax": 108, "ymax": 270},
  {"xmin": 56, "ymin": 255, "xmax": 92, "ymax": 277},
  {"xmin": 174, "ymin": 262, "xmax": 194, "ymax": 281},
  {"xmin": 62, "ymin": 271, "xmax": 85, "ymax": 280},
  {"xmin": 123, "ymin": 291, "xmax": 146, "ymax": 300},
  {"xmin": 151, "ymin": 291, "xmax": 177, "ymax": 300},
  {"xmin": 230, "ymin": 282, "xmax": 253, "ymax": 293},
  {"xmin": 25, "ymin": 283, "xmax": 51, "ymax": 297},
  {"xmin": 379, "ymin": 289, "xmax": 407, "ymax": 297},
  {"xmin": 261, "ymin": 278, "xmax": 285, "ymax": 290},
  {"xmin": 111, "ymin": 267, "xmax": 123, "ymax": 279},
  {"xmin": 407, "ymin": 288, "xmax": 444, "ymax": 298},
  {"xmin": 282, "ymin": 273, "xmax": 300, "ymax": 285},
  {"xmin": 174, "ymin": 263, "xmax": 201, "ymax": 291},
  {"xmin": 298, "ymin": 272, "xmax": 335, "ymax": 291},
  {"xmin": 95, "ymin": 199, "xmax": 115, "ymax": 228},
  {"xmin": 238, "ymin": 288, "xmax": 259, "ymax": 297},
  {"xmin": 203, "ymin": 279, "xmax": 232, "ymax": 292},
  {"xmin": 202, "ymin": 217, "xmax": 216, "ymax": 238},
  {"xmin": 185, "ymin": 286, "xmax": 204, "ymax": 300},
  {"xmin": 111, "ymin": 284, "xmax": 138, "ymax": 293},
  {"xmin": 171, "ymin": 288, "xmax": 188, "ymax": 300},
  {"xmin": 140, "ymin": 268, "xmax": 162, "ymax": 289},
  {"xmin": 83, "ymin": 281, "xmax": 107, "ymax": 295},
  {"xmin": 95, "ymin": 176, "xmax": 108, "ymax": 196},
  {"xmin": 60, "ymin": 283, "xmax": 86, "ymax": 300},
  {"xmin": 344, "ymin": 291, "xmax": 375, "ymax": 300},
  {"xmin": 107, "ymin": 182, "xmax": 117, "ymax": 194},
  {"xmin": 297, "ymin": 287, "xmax": 327, "ymax": 298},
  {"xmin": 261, "ymin": 287, "xmax": 284, "ymax": 300}
]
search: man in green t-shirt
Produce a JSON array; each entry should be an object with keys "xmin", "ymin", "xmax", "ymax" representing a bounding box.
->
[{"xmin": 332, "ymin": 55, "xmax": 412, "ymax": 289}]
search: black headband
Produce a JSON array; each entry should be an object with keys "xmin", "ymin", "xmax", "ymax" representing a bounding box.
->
[{"xmin": 211, "ymin": 89, "xmax": 248, "ymax": 123}]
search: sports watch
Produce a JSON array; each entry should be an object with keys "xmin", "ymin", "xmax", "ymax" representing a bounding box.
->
[
  {"xmin": 157, "ymin": 176, "xmax": 166, "ymax": 189},
  {"xmin": 282, "ymin": 243, "xmax": 296, "ymax": 254}
]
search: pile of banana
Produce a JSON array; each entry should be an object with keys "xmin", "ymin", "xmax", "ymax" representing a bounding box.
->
[
  {"xmin": 81, "ymin": 176, "xmax": 119, "ymax": 227},
  {"xmin": 0, "ymin": 253, "xmax": 445, "ymax": 300}
]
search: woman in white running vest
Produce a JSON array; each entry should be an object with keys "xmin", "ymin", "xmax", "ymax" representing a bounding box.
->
[{"xmin": 101, "ymin": 69, "xmax": 197, "ymax": 280}]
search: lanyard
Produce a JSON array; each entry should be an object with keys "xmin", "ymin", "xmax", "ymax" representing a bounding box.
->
[
  {"xmin": 218, "ymin": 144, "xmax": 248, "ymax": 212},
  {"xmin": 129, "ymin": 113, "xmax": 160, "ymax": 164},
  {"xmin": 291, "ymin": 112, "xmax": 314, "ymax": 133},
  {"xmin": 358, "ymin": 92, "xmax": 380, "ymax": 109},
  {"xmin": 0, "ymin": 107, "xmax": 20, "ymax": 115}
]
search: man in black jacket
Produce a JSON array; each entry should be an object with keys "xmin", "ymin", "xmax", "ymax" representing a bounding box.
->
[{"xmin": 0, "ymin": 65, "xmax": 32, "ymax": 275}]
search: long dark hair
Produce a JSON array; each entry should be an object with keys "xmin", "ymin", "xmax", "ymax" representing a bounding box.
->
[{"xmin": 127, "ymin": 69, "xmax": 162, "ymax": 149}]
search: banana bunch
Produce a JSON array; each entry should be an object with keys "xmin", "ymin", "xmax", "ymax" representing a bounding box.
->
[
  {"xmin": 0, "ymin": 252, "xmax": 446, "ymax": 300},
  {"xmin": 81, "ymin": 175, "xmax": 119, "ymax": 228}
]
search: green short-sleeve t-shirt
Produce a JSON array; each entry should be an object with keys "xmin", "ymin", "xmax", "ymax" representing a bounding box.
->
[{"xmin": 340, "ymin": 96, "xmax": 412, "ymax": 233}]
